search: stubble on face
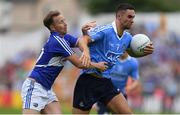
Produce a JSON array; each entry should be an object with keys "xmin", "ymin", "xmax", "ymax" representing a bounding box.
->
[{"xmin": 118, "ymin": 10, "xmax": 135, "ymax": 30}]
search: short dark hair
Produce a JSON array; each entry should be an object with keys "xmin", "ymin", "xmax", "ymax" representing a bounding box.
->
[
  {"xmin": 116, "ymin": 3, "xmax": 135, "ymax": 15},
  {"xmin": 43, "ymin": 10, "xmax": 60, "ymax": 30}
]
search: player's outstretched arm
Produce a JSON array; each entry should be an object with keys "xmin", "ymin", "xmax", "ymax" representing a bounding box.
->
[
  {"xmin": 66, "ymin": 53, "xmax": 107, "ymax": 70},
  {"xmin": 75, "ymin": 21, "xmax": 96, "ymax": 67},
  {"xmin": 126, "ymin": 80, "xmax": 141, "ymax": 94},
  {"xmin": 76, "ymin": 36, "xmax": 91, "ymax": 67}
]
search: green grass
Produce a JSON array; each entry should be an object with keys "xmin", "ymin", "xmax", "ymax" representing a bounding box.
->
[
  {"xmin": 0, "ymin": 107, "xmax": 21, "ymax": 114},
  {"xmin": 0, "ymin": 102, "xmax": 97, "ymax": 114},
  {"xmin": 1, "ymin": 107, "xmax": 176, "ymax": 114}
]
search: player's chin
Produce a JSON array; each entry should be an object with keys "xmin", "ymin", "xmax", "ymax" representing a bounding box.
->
[
  {"xmin": 63, "ymin": 31, "xmax": 67, "ymax": 35},
  {"xmin": 125, "ymin": 25, "xmax": 131, "ymax": 29}
]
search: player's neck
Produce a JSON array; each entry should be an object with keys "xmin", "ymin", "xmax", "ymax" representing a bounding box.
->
[
  {"xmin": 116, "ymin": 22, "xmax": 123, "ymax": 37},
  {"xmin": 117, "ymin": 30, "xmax": 123, "ymax": 37},
  {"xmin": 120, "ymin": 53, "xmax": 129, "ymax": 60},
  {"xmin": 120, "ymin": 55, "xmax": 127, "ymax": 60}
]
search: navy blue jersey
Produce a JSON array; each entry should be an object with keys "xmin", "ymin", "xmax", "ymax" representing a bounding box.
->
[
  {"xmin": 29, "ymin": 32, "xmax": 77, "ymax": 90},
  {"xmin": 81, "ymin": 21, "xmax": 133, "ymax": 78}
]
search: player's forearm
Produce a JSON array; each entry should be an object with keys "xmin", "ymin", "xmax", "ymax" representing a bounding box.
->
[
  {"xmin": 77, "ymin": 36, "xmax": 89, "ymax": 52},
  {"xmin": 75, "ymin": 61, "xmax": 106, "ymax": 71},
  {"xmin": 90, "ymin": 62, "xmax": 101, "ymax": 69},
  {"xmin": 77, "ymin": 62, "xmax": 99, "ymax": 69}
]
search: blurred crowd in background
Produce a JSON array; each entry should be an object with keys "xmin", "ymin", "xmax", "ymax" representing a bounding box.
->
[
  {"xmin": 0, "ymin": 0, "xmax": 180, "ymax": 114},
  {"xmin": 129, "ymin": 14, "xmax": 180, "ymax": 113}
]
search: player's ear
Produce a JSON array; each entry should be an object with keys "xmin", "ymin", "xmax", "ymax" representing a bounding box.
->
[
  {"xmin": 50, "ymin": 24, "xmax": 55, "ymax": 31},
  {"xmin": 116, "ymin": 12, "xmax": 120, "ymax": 18}
]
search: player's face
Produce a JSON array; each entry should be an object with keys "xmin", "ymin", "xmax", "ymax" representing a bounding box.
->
[
  {"xmin": 118, "ymin": 9, "xmax": 135, "ymax": 29},
  {"xmin": 52, "ymin": 15, "xmax": 67, "ymax": 36}
]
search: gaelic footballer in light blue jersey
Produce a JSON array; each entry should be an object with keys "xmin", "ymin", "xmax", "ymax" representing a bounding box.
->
[
  {"xmin": 82, "ymin": 21, "xmax": 132, "ymax": 77},
  {"xmin": 73, "ymin": 3, "xmax": 153, "ymax": 114},
  {"xmin": 110, "ymin": 55, "xmax": 139, "ymax": 95}
]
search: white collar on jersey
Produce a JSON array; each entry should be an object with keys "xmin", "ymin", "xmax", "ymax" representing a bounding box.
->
[{"xmin": 112, "ymin": 21, "xmax": 125, "ymax": 40}]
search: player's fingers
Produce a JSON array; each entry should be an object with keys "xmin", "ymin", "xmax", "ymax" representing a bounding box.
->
[
  {"xmin": 89, "ymin": 21, "xmax": 96, "ymax": 24},
  {"xmin": 147, "ymin": 43, "xmax": 154, "ymax": 47},
  {"xmin": 82, "ymin": 26, "xmax": 90, "ymax": 30},
  {"xmin": 80, "ymin": 55, "xmax": 86, "ymax": 66},
  {"xmin": 82, "ymin": 57, "xmax": 87, "ymax": 67},
  {"xmin": 89, "ymin": 21, "xmax": 96, "ymax": 27},
  {"xmin": 81, "ymin": 55, "xmax": 86, "ymax": 66},
  {"xmin": 86, "ymin": 21, "xmax": 96, "ymax": 27},
  {"xmin": 145, "ymin": 43, "xmax": 154, "ymax": 49},
  {"xmin": 143, "ymin": 48, "xmax": 153, "ymax": 54},
  {"xmin": 149, "ymin": 41, "xmax": 153, "ymax": 45},
  {"xmin": 144, "ymin": 46, "xmax": 154, "ymax": 51},
  {"xmin": 82, "ymin": 56, "xmax": 90, "ymax": 67},
  {"xmin": 103, "ymin": 62, "xmax": 108, "ymax": 65},
  {"xmin": 79, "ymin": 54, "xmax": 83, "ymax": 61},
  {"xmin": 87, "ymin": 59, "xmax": 91, "ymax": 67}
]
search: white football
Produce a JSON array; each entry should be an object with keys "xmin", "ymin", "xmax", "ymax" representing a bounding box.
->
[{"xmin": 130, "ymin": 34, "xmax": 151, "ymax": 56}]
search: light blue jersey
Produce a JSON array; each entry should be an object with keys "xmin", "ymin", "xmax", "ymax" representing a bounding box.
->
[
  {"xmin": 110, "ymin": 56, "xmax": 139, "ymax": 94},
  {"xmin": 29, "ymin": 32, "xmax": 77, "ymax": 90},
  {"xmin": 82, "ymin": 21, "xmax": 133, "ymax": 77}
]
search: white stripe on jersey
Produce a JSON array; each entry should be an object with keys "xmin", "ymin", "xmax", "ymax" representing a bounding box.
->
[
  {"xmin": 56, "ymin": 35, "xmax": 74, "ymax": 54},
  {"xmin": 36, "ymin": 48, "xmax": 44, "ymax": 63},
  {"xmin": 53, "ymin": 35, "xmax": 73, "ymax": 55},
  {"xmin": 35, "ymin": 56, "xmax": 65, "ymax": 67},
  {"xmin": 88, "ymin": 24, "xmax": 112, "ymax": 36},
  {"xmin": 35, "ymin": 64, "xmax": 63, "ymax": 67}
]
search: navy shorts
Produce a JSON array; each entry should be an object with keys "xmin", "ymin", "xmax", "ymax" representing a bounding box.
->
[
  {"xmin": 73, "ymin": 73, "xmax": 120, "ymax": 111},
  {"xmin": 97, "ymin": 94, "xmax": 128, "ymax": 114}
]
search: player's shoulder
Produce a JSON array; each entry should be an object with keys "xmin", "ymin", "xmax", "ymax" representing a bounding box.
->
[
  {"xmin": 51, "ymin": 33, "xmax": 73, "ymax": 43},
  {"xmin": 49, "ymin": 34, "xmax": 61, "ymax": 43},
  {"xmin": 64, "ymin": 33, "xmax": 75, "ymax": 38},
  {"xmin": 89, "ymin": 23, "xmax": 113, "ymax": 33},
  {"xmin": 129, "ymin": 56, "xmax": 139, "ymax": 66},
  {"xmin": 124, "ymin": 31, "xmax": 133, "ymax": 38},
  {"xmin": 48, "ymin": 34, "xmax": 68, "ymax": 48}
]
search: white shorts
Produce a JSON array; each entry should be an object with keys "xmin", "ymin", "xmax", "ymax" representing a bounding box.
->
[{"xmin": 21, "ymin": 79, "xmax": 58, "ymax": 111}]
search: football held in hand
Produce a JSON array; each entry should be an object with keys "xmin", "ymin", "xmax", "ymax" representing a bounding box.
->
[{"xmin": 130, "ymin": 34, "xmax": 151, "ymax": 56}]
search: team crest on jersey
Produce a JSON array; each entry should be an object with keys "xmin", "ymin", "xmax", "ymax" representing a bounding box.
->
[
  {"xmin": 105, "ymin": 50, "xmax": 122, "ymax": 63},
  {"xmin": 122, "ymin": 44, "xmax": 127, "ymax": 51}
]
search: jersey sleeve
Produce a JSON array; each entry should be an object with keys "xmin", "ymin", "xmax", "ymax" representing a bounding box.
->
[
  {"xmin": 88, "ymin": 26, "xmax": 104, "ymax": 42},
  {"xmin": 51, "ymin": 36, "xmax": 74, "ymax": 57},
  {"xmin": 130, "ymin": 58, "xmax": 139, "ymax": 80},
  {"xmin": 64, "ymin": 34, "xmax": 78, "ymax": 47}
]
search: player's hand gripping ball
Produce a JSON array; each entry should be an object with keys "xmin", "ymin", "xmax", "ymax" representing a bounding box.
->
[{"xmin": 130, "ymin": 34, "xmax": 151, "ymax": 56}]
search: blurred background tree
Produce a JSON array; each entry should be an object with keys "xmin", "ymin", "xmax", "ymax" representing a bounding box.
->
[{"xmin": 78, "ymin": 0, "xmax": 180, "ymax": 14}]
